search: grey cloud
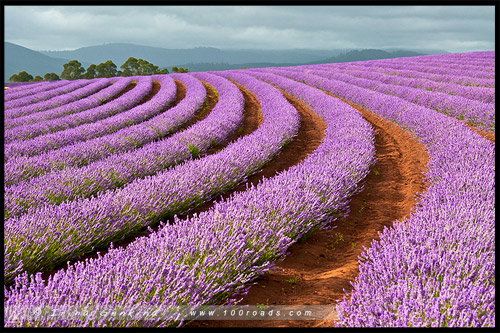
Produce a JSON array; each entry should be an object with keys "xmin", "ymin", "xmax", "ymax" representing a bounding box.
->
[{"xmin": 4, "ymin": 5, "xmax": 495, "ymax": 52}]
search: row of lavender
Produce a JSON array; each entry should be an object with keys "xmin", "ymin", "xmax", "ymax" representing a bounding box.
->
[
  {"xmin": 5, "ymin": 79, "xmax": 103, "ymax": 113},
  {"xmin": 321, "ymin": 56, "xmax": 495, "ymax": 88},
  {"xmin": 320, "ymin": 65, "xmax": 495, "ymax": 104},
  {"xmin": 4, "ymin": 76, "xmax": 160, "ymax": 160},
  {"xmin": 6, "ymin": 52, "xmax": 494, "ymax": 326},
  {"xmin": 5, "ymin": 78, "xmax": 132, "ymax": 132},
  {"xmin": 4, "ymin": 81, "xmax": 42, "ymax": 89},
  {"xmin": 266, "ymin": 66, "xmax": 495, "ymax": 132},
  {"xmin": 5, "ymin": 80, "xmax": 74, "ymax": 102},
  {"xmin": 4, "ymin": 71, "xmax": 301, "ymax": 284},
  {"xmin": 251, "ymin": 53, "xmax": 494, "ymax": 326},
  {"xmin": 5, "ymin": 71, "xmax": 376, "ymax": 328}
]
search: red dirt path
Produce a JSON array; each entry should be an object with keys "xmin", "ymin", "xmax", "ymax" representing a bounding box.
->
[{"xmin": 187, "ymin": 91, "xmax": 430, "ymax": 328}]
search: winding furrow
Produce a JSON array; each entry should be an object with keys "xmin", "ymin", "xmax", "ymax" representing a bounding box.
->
[
  {"xmin": 4, "ymin": 75, "xmax": 211, "ymax": 218},
  {"xmin": 4, "ymin": 72, "xmax": 253, "ymax": 282},
  {"xmin": 248, "ymin": 67, "xmax": 494, "ymax": 327},
  {"xmin": 3, "ymin": 76, "xmax": 200, "ymax": 187},
  {"xmin": 4, "ymin": 70, "xmax": 375, "ymax": 328},
  {"xmin": 263, "ymin": 67, "xmax": 495, "ymax": 131}
]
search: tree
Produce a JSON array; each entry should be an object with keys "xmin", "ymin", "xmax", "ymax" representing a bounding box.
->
[
  {"xmin": 155, "ymin": 68, "xmax": 169, "ymax": 75},
  {"xmin": 30, "ymin": 75, "xmax": 44, "ymax": 82},
  {"xmin": 171, "ymin": 66, "xmax": 188, "ymax": 73},
  {"xmin": 44, "ymin": 72, "xmax": 60, "ymax": 81},
  {"xmin": 60, "ymin": 60, "xmax": 85, "ymax": 80},
  {"xmin": 96, "ymin": 60, "xmax": 118, "ymax": 78},
  {"xmin": 120, "ymin": 57, "xmax": 139, "ymax": 77},
  {"xmin": 137, "ymin": 58, "xmax": 157, "ymax": 75},
  {"xmin": 9, "ymin": 71, "xmax": 33, "ymax": 82},
  {"xmin": 120, "ymin": 57, "xmax": 165, "ymax": 76},
  {"xmin": 82, "ymin": 64, "xmax": 97, "ymax": 79}
]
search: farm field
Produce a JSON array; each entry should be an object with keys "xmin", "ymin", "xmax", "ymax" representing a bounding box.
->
[{"xmin": 4, "ymin": 51, "xmax": 495, "ymax": 327}]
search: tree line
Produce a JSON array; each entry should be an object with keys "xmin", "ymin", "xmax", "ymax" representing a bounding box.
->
[{"xmin": 9, "ymin": 57, "xmax": 188, "ymax": 82}]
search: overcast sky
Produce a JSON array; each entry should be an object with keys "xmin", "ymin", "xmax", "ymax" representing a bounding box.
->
[{"xmin": 4, "ymin": 5, "xmax": 495, "ymax": 52}]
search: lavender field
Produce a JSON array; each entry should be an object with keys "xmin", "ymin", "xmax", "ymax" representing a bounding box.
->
[{"xmin": 4, "ymin": 51, "xmax": 495, "ymax": 327}]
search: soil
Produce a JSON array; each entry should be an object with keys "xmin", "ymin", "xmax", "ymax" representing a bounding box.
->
[
  {"xmin": 104, "ymin": 81, "xmax": 137, "ymax": 102},
  {"xmin": 186, "ymin": 91, "xmax": 430, "ymax": 328},
  {"xmin": 466, "ymin": 123, "xmax": 495, "ymax": 143},
  {"xmin": 36, "ymin": 80, "xmax": 237, "ymax": 282},
  {"xmin": 34, "ymin": 82, "xmax": 326, "ymax": 285},
  {"xmin": 17, "ymin": 79, "xmax": 432, "ymax": 329},
  {"xmin": 138, "ymin": 80, "xmax": 161, "ymax": 104}
]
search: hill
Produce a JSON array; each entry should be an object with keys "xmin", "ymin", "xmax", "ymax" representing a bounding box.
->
[
  {"xmin": 5, "ymin": 42, "xmax": 435, "ymax": 82},
  {"xmin": 304, "ymin": 49, "xmax": 425, "ymax": 65},
  {"xmin": 39, "ymin": 43, "xmax": 337, "ymax": 68},
  {"xmin": 4, "ymin": 42, "xmax": 90, "ymax": 82}
]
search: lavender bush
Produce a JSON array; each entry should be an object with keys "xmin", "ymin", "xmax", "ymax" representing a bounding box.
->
[
  {"xmin": 248, "ymin": 60, "xmax": 495, "ymax": 327},
  {"xmin": 4, "ymin": 71, "xmax": 298, "ymax": 283},
  {"xmin": 4, "ymin": 71, "xmax": 375, "ymax": 328},
  {"xmin": 5, "ymin": 78, "xmax": 132, "ymax": 132},
  {"xmin": 4, "ymin": 76, "xmax": 157, "ymax": 161},
  {"xmin": 5, "ymin": 80, "xmax": 72, "ymax": 102},
  {"xmin": 5, "ymin": 79, "xmax": 101, "ymax": 115}
]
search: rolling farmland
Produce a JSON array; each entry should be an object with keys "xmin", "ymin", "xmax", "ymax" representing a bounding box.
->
[{"xmin": 4, "ymin": 51, "xmax": 495, "ymax": 327}]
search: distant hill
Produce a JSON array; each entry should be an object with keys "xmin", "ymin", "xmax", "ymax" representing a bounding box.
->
[
  {"xmin": 39, "ymin": 43, "xmax": 339, "ymax": 68},
  {"xmin": 4, "ymin": 42, "xmax": 90, "ymax": 81},
  {"xmin": 5, "ymin": 42, "xmax": 437, "ymax": 82},
  {"xmin": 174, "ymin": 49, "xmax": 427, "ymax": 72},
  {"xmin": 304, "ymin": 49, "xmax": 425, "ymax": 65}
]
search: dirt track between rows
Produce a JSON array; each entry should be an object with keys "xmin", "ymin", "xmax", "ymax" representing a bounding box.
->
[
  {"xmin": 187, "ymin": 89, "xmax": 430, "ymax": 328},
  {"xmin": 28, "ymin": 79, "xmax": 431, "ymax": 328},
  {"xmin": 466, "ymin": 124, "xmax": 495, "ymax": 142}
]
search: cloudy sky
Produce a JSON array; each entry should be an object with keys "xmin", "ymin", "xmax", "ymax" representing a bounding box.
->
[{"xmin": 4, "ymin": 5, "xmax": 495, "ymax": 52}]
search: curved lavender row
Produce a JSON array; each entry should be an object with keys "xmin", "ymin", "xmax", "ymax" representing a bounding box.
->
[
  {"xmin": 266, "ymin": 67, "xmax": 495, "ymax": 130},
  {"xmin": 407, "ymin": 57, "xmax": 494, "ymax": 67},
  {"xmin": 330, "ymin": 93, "xmax": 495, "ymax": 326},
  {"xmin": 374, "ymin": 51, "xmax": 495, "ymax": 66},
  {"xmin": 392, "ymin": 58, "xmax": 495, "ymax": 72},
  {"xmin": 325, "ymin": 61, "xmax": 496, "ymax": 88},
  {"xmin": 322, "ymin": 66, "xmax": 495, "ymax": 104},
  {"xmin": 4, "ymin": 76, "xmax": 158, "ymax": 161},
  {"xmin": 4, "ymin": 74, "xmax": 210, "ymax": 218},
  {"xmin": 249, "ymin": 68, "xmax": 495, "ymax": 326},
  {"xmin": 4, "ymin": 71, "xmax": 376, "ymax": 328},
  {"xmin": 5, "ymin": 80, "xmax": 73, "ymax": 102},
  {"xmin": 5, "ymin": 78, "xmax": 132, "ymax": 132},
  {"xmin": 363, "ymin": 57, "xmax": 495, "ymax": 76},
  {"xmin": 345, "ymin": 57, "xmax": 495, "ymax": 79},
  {"xmin": 4, "ymin": 81, "xmax": 45, "ymax": 91},
  {"xmin": 285, "ymin": 63, "xmax": 495, "ymax": 104},
  {"xmin": 4, "ymin": 71, "xmax": 265, "ymax": 281},
  {"xmin": 3, "ymin": 76, "xmax": 198, "ymax": 186},
  {"xmin": 297, "ymin": 62, "xmax": 496, "ymax": 89},
  {"xmin": 5, "ymin": 79, "xmax": 101, "ymax": 113}
]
